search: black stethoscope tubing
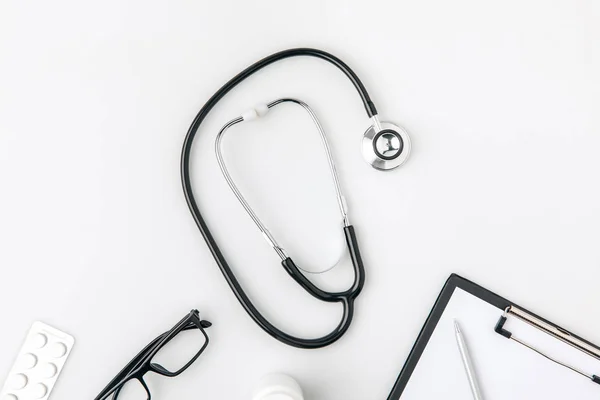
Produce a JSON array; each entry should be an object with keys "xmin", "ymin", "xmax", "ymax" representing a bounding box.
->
[{"xmin": 181, "ymin": 48, "xmax": 376, "ymax": 349}]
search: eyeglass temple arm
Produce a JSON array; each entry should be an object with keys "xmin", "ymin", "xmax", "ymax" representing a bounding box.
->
[{"xmin": 93, "ymin": 334, "xmax": 165, "ymax": 400}]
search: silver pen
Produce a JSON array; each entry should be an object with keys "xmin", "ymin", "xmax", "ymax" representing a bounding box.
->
[{"xmin": 454, "ymin": 320, "xmax": 484, "ymax": 400}]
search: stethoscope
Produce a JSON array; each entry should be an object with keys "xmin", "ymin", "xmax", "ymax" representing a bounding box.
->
[{"xmin": 181, "ymin": 48, "xmax": 411, "ymax": 349}]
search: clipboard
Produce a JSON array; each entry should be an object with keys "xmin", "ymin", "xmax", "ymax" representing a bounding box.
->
[{"xmin": 387, "ymin": 274, "xmax": 600, "ymax": 399}]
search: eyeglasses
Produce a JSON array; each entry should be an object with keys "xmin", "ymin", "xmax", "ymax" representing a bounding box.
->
[{"xmin": 94, "ymin": 310, "xmax": 212, "ymax": 400}]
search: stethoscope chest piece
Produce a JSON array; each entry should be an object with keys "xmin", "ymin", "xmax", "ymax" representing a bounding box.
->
[{"xmin": 362, "ymin": 121, "xmax": 411, "ymax": 170}]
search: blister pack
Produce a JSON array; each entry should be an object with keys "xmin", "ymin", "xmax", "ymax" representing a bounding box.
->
[{"xmin": 1, "ymin": 322, "xmax": 74, "ymax": 400}]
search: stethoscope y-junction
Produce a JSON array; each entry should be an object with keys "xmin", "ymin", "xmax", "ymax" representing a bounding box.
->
[{"xmin": 181, "ymin": 48, "xmax": 412, "ymax": 349}]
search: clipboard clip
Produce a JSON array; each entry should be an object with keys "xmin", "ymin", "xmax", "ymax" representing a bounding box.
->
[{"xmin": 495, "ymin": 306, "xmax": 600, "ymax": 386}]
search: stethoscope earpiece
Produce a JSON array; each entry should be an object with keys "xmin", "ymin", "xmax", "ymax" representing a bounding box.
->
[{"xmin": 362, "ymin": 118, "xmax": 411, "ymax": 170}]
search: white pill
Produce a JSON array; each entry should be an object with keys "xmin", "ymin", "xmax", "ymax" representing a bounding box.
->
[
  {"xmin": 17, "ymin": 353, "xmax": 37, "ymax": 369},
  {"xmin": 3, "ymin": 394, "xmax": 18, "ymax": 400},
  {"xmin": 29, "ymin": 333, "xmax": 48, "ymax": 349},
  {"xmin": 10, "ymin": 374, "xmax": 28, "ymax": 390},
  {"xmin": 29, "ymin": 383, "xmax": 47, "ymax": 399},
  {"xmin": 49, "ymin": 342, "xmax": 67, "ymax": 358},
  {"xmin": 40, "ymin": 363, "xmax": 58, "ymax": 379}
]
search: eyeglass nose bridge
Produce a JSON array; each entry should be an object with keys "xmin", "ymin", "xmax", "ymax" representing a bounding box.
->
[
  {"xmin": 112, "ymin": 376, "xmax": 152, "ymax": 400},
  {"xmin": 149, "ymin": 362, "xmax": 170, "ymax": 375}
]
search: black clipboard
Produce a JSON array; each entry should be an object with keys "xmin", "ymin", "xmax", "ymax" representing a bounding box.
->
[{"xmin": 387, "ymin": 273, "xmax": 600, "ymax": 399}]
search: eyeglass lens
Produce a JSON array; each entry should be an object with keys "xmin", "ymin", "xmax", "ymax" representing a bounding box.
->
[{"xmin": 151, "ymin": 327, "xmax": 208, "ymax": 375}]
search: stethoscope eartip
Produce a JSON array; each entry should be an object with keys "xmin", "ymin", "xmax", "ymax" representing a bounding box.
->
[{"xmin": 362, "ymin": 121, "xmax": 411, "ymax": 170}]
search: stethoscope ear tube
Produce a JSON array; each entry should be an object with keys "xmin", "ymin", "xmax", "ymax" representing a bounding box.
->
[
  {"xmin": 278, "ymin": 225, "xmax": 365, "ymax": 347},
  {"xmin": 216, "ymin": 98, "xmax": 351, "ymax": 270},
  {"xmin": 281, "ymin": 226, "xmax": 365, "ymax": 303},
  {"xmin": 181, "ymin": 48, "xmax": 372, "ymax": 348}
]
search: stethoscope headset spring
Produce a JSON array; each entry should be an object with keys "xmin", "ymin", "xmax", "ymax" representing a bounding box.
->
[{"xmin": 181, "ymin": 48, "xmax": 411, "ymax": 349}]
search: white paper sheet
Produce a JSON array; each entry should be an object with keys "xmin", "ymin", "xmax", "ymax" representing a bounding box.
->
[{"xmin": 401, "ymin": 288, "xmax": 600, "ymax": 399}]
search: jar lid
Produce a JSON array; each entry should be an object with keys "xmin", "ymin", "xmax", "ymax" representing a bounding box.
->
[{"xmin": 252, "ymin": 373, "xmax": 304, "ymax": 400}]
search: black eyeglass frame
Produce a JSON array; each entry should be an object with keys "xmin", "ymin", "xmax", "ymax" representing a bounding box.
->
[{"xmin": 94, "ymin": 309, "xmax": 212, "ymax": 400}]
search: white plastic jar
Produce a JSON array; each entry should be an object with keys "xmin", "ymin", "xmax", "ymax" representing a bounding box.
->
[{"xmin": 252, "ymin": 373, "xmax": 304, "ymax": 400}]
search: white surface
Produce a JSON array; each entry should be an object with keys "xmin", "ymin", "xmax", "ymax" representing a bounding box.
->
[
  {"xmin": 1, "ymin": 1, "xmax": 600, "ymax": 399},
  {"xmin": 402, "ymin": 288, "xmax": 600, "ymax": 399},
  {"xmin": 0, "ymin": 322, "xmax": 74, "ymax": 400}
]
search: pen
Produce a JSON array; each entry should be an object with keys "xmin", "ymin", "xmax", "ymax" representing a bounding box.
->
[{"xmin": 454, "ymin": 320, "xmax": 484, "ymax": 400}]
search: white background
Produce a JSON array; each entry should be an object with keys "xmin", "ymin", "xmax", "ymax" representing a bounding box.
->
[{"xmin": 1, "ymin": 1, "xmax": 599, "ymax": 399}]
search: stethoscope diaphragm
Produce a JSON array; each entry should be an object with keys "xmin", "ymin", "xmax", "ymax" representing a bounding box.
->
[{"xmin": 362, "ymin": 121, "xmax": 411, "ymax": 170}]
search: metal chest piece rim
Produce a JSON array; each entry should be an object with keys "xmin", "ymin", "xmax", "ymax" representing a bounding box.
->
[{"xmin": 362, "ymin": 120, "xmax": 411, "ymax": 171}]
